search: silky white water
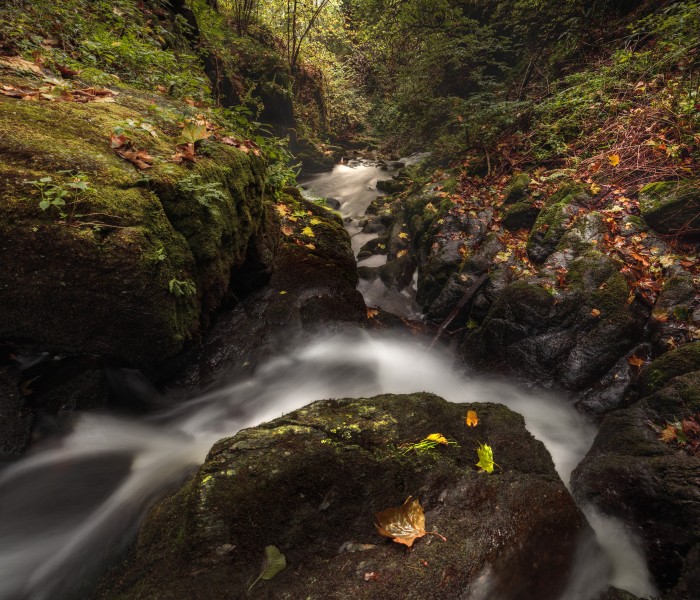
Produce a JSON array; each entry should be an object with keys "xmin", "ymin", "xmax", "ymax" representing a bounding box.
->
[{"xmin": 0, "ymin": 333, "xmax": 655, "ymax": 600}]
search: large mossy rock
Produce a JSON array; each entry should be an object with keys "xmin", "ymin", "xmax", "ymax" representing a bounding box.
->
[
  {"xmin": 639, "ymin": 181, "xmax": 700, "ymax": 237},
  {"xmin": 96, "ymin": 393, "xmax": 587, "ymax": 600},
  {"xmin": 0, "ymin": 90, "xmax": 268, "ymax": 368},
  {"xmin": 572, "ymin": 348, "xmax": 700, "ymax": 596}
]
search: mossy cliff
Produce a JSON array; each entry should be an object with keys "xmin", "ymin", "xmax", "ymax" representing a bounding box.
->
[{"xmin": 0, "ymin": 89, "xmax": 268, "ymax": 368}]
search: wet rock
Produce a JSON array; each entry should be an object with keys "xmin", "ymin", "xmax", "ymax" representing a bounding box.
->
[
  {"xmin": 95, "ymin": 393, "xmax": 587, "ymax": 600},
  {"xmin": 175, "ymin": 198, "xmax": 367, "ymax": 388},
  {"xmin": 0, "ymin": 363, "xmax": 32, "ymax": 459},
  {"xmin": 527, "ymin": 184, "xmax": 591, "ymax": 263},
  {"xmin": 638, "ymin": 342, "xmax": 700, "ymax": 396},
  {"xmin": 293, "ymin": 137, "xmax": 336, "ymax": 174},
  {"xmin": 639, "ymin": 180, "xmax": 700, "ymax": 237},
  {"xmin": 648, "ymin": 275, "xmax": 699, "ymax": 353},
  {"xmin": 376, "ymin": 178, "xmax": 408, "ymax": 194},
  {"xmin": 502, "ymin": 201, "xmax": 540, "ymax": 231},
  {"xmin": 572, "ymin": 366, "xmax": 700, "ymax": 595}
]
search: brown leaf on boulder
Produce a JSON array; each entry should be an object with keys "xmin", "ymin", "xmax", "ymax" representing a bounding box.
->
[{"xmin": 374, "ymin": 496, "xmax": 448, "ymax": 548}]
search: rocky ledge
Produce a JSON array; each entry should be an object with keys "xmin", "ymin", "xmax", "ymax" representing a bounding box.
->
[{"xmin": 95, "ymin": 393, "xmax": 587, "ymax": 600}]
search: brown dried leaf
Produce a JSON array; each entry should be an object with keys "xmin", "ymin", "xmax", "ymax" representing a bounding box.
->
[
  {"xmin": 366, "ymin": 308, "xmax": 379, "ymax": 319},
  {"xmin": 374, "ymin": 496, "xmax": 426, "ymax": 548},
  {"xmin": 116, "ymin": 148, "xmax": 153, "ymax": 170},
  {"xmin": 465, "ymin": 410, "xmax": 478, "ymax": 427},
  {"xmin": 0, "ymin": 56, "xmax": 43, "ymax": 75},
  {"xmin": 660, "ymin": 425, "xmax": 677, "ymax": 443},
  {"xmin": 628, "ymin": 355, "xmax": 645, "ymax": 369}
]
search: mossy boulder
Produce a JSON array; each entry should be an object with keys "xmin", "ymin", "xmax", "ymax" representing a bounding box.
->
[
  {"xmin": 572, "ymin": 371, "xmax": 700, "ymax": 595},
  {"xmin": 95, "ymin": 393, "xmax": 587, "ymax": 600},
  {"xmin": 502, "ymin": 201, "xmax": 540, "ymax": 231},
  {"xmin": 527, "ymin": 184, "xmax": 590, "ymax": 263},
  {"xmin": 504, "ymin": 173, "xmax": 531, "ymax": 204},
  {"xmin": 376, "ymin": 177, "xmax": 408, "ymax": 194},
  {"xmin": 0, "ymin": 88, "xmax": 268, "ymax": 368},
  {"xmin": 639, "ymin": 342, "xmax": 700, "ymax": 396},
  {"xmin": 639, "ymin": 181, "xmax": 700, "ymax": 237}
]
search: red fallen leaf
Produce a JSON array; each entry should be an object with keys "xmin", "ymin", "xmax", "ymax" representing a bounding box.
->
[
  {"xmin": 364, "ymin": 572, "xmax": 380, "ymax": 582},
  {"xmin": 171, "ymin": 144, "xmax": 196, "ymax": 163},
  {"xmin": 110, "ymin": 133, "xmax": 128, "ymax": 149},
  {"xmin": 55, "ymin": 64, "xmax": 80, "ymax": 78},
  {"xmin": 659, "ymin": 424, "xmax": 677, "ymax": 443},
  {"xmin": 366, "ymin": 308, "xmax": 379, "ymax": 319},
  {"xmin": 682, "ymin": 418, "xmax": 700, "ymax": 436}
]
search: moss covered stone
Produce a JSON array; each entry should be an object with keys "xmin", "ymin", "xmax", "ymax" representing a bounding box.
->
[
  {"xmin": 502, "ymin": 200, "xmax": 540, "ymax": 230},
  {"xmin": 504, "ymin": 172, "xmax": 531, "ymax": 204},
  {"xmin": 641, "ymin": 342, "xmax": 700, "ymax": 395},
  {"xmin": 0, "ymin": 87, "xmax": 268, "ymax": 367},
  {"xmin": 639, "ymin": 180, "xmax": 700, "ymax": 237},
  {"xmin": 527, "ymin": 184, "xmax": 590, "ymax": 263},
  {"xmin": 95, "ymin": 393, "xmax": 585, "ymax": 600}
]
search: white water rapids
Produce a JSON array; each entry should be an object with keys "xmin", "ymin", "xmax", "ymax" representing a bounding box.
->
[{"xmin": 0, "ymin": 159, "xmax": 657, "ymax": 600}]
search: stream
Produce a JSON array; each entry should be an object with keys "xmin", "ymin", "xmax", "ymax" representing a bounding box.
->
[{"xmin": 0, "ymin": 158, "xmax": 657, "ymax": 600}]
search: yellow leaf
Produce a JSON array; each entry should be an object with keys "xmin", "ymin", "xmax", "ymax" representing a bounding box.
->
[
  {"xmin": 301, "ymin": 226, "xmax": 315, "ymax": 238},
  {"xmin": 465, "ymin": 410, "xmax": 478, "ymax": 427},
  {"xmin": 590, "ymin": 183, "xmax": 602, "ymax": 195},
  {"xmin": 279, "ymin": 291, "xmax": 287, "ymax": 295},
  {"xmin": 366, "ymin": 308, "xmax": 379, "ymax": 319},
  {"xmin": 305, "ymin": 243, "xmax": 316, "ymax": 250},
  {"xmin": 310, "ymin": 218, "xmax": 321, "ymax": 225},
  {"xmin": 659, "ymin": 424, "xmax": 677, "ymax": 443},
  {"xmin": 475, "ymin": 442, "xmax": 496, "ymax": 473},
  {"xmin": 399, "ymin": 232, "xmax": 409, "ymax": 239},
  {"xmin": 397, "ymin": 249, "xmax": 408, "ymax": 258},
  {"xmin": 608, "ymin": 154, "xmax": 621, "ymax": 167},
  {"xmin": 426, "ymin": 433, "xmax": 448, "ymax": 445},
  {"xmin": 628, "ymin": 354, "xmax": 645, "ymax": 369},
  {"xmin": 275, "ymin": 204, "xmax": 289, "ymax": 217}
]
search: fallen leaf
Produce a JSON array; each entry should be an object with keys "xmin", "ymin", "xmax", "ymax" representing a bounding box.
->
[
  {"xmin": 475, "ymin": 442, "xmax": 496, "ymax": 473},
  {"xmin": 628, "ymin": 355, "xmax": 645, "ymax": 369},
  {"xmin": 281, "ymin": 226, "xmax": 294, "ymax": 236},
  {"xmin": 364, "ymin": 572, "xmax": 380, "ymax": 581},
  {"xmin": 301, "ymin": 226, "xmax": 315, "ymax": 238},
  {"xmin": 426, "ymin": 433, "xmax": 448, "ymax": 445},
  {"xmin": 374, "ymin": 496, "xmax": 427, "ymax": 547},
  {"xmin": 0, "ymin": 55, "xmax": 43, "ymax": 75},
  {"xmin": 275, "ymin": 204, "xmax": 290, "ymax": 217},
  {"xmin": 110, "ymin": 133, "xmax": 128, "ymax": 149},
  {"xmin": 366, "ymin": 308, "xmax": 379, "ymax": 319},
  {"xmin": 279, "ymin": 291, "xmax": 288, "ymax": 295},
  {"xmin": 248, "ymin": 545, "xmax": 286, "ymax": 592},
  {"xmin": 305, "ymin": 243, "xmax": 316, "ymax": 250},
  {"xmin": 591, "ymin": 309, "xmax": 601, "ymax": 317},
  {"xmin": 399, "ymin": 232, "xmax": 409, "ymax": 239},
  {"xmin": 590, "ymin": 183, "xmax": 602, "ymax": 195},
  {"xmin": 115, "ymin": 147, "xmax": 153, "ymax": 170},
  {"xmin": 397, "ymin": 249, "xmax": 408, "ymax": 258},
  {"xmin": 608, "ymin": 154, "xmax": 621, "ymax": 167},
  {"xmin": 465, "ymin": 410, "xmax": 478, "ymax": 427},
  {"xmin": 310, "ymin": 218, "xmax": 321, "ymax": 226},
  {"xmin": 660, "ymin": 425, "xmax": 677, "ymax": 443}
]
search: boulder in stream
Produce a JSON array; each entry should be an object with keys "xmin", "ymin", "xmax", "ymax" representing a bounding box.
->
[{"xmin": 95, "ymin": 393, "xmax": 587, "ymax": 600}]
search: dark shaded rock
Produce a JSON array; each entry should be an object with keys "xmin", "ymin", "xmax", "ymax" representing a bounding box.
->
[
  {"xmin": 639, "ymin": 342, "xmax": 700, "ymax": 396},
  {"xmin": 174, "ymin": 198, "xmax": 366, "ymax": 389},
  {"xmin": 572, "ymin": 369, "xmax": 700, "ymax": 595},
  {"xmin": 0, "ymin": 363, "xmax": 32, "ymax": 459},
  {"xmin": 95, "ymin": 393, "xmax": 587, "ymax": 600},
  {"xmin": 378, "ymin": 255, "xmax": 415, "ymax": 291},
  {"xmin": 293, "ymin": 137, "xmax": 336, "ymax": 174},
  {"xmin": 639, "ymin": 180, "xmax": 700, "ymax": 237},
  {"xmin": 527, "ymin": 184, "xmax": 590, "ymax": 263},
  {"xmin": 649, "ymin": 275, "xmax": 699, "ymax": 353},
  {"xmin": 503, "ymin": 201, "xmax": 540, "ymax": 231},
  {"xmin": 504, "ymin": 173, "xmax": 531, "ymax": 204},
  {"xmin": 376, "ymin": 178, "xmax": 407, "ymax": 194}
]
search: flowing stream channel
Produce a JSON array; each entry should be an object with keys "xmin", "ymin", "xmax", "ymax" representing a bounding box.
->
[{"xmin": 0, "ymin": 158, "xmax": 657, "ymax": 600}]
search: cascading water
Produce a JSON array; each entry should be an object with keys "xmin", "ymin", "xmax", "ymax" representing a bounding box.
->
[{"xmin": 0, "ymin": 159, "xmax": 657, "ymax": 600}]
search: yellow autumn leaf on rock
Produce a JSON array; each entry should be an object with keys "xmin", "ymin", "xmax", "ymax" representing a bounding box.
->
[
  {"xmin": 397, "ymin": 249, "xmax": 408, "ymax": 258},
  {"xmin": 275, "ymin": 204, "xmax": 289, "ymax": 217},
  {"xmin": 302, "ymin": 226, "xmax": 315, "ymax": 238},
  {"xmin": 475, "ymin": 442, "xmax": 496, "ymax": 473},
  {"xmin": 305, "ymin": 243, "xmax": 316, "ymax": 250},
  {"xmin": 608, "ymin": 154, "xmax": 621, "ymax": 167},
  {"xmin": 399, "ymin": 232, "xmax": 409, "ymax": 239},
  {"xmin": 310, "ymin": 218, "xmax": 321, "ymax": 225},
  {"xmin": 426, "ymin": 433, "xmax": 448, "ymax": 445},
  {"xmin": 465, "ymin": 410, "xmax": 478, "ymax": 427}
]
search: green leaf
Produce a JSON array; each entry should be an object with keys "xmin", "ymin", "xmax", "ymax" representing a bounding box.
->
[
  {"xmin": 475, "ymin": 442, "xmax": 496, "ymax": 473},
  {"xmin": 39, "ymin": 200, "xmax": 50, "ymax": 211},
  {"xmin": 248, "ymin": 545, "xmax": 286, "ymax": 592},
  {"xmin": 178, "ymin": 122, "xmax": 209, "ymax": 145}
]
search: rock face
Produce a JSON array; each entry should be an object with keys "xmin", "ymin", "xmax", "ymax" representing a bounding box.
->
[
  {"xmin": 572, "ymin": 343, "xmax": 700, "ymax": 597},
  {"xmin": 0, "ymin": 92, "xmax": 268, "ymax": 369},
  {"xmin": 95, "ymin": 393, "xmax": 587, "ymax": 600},
  {"xmin": 639, "ymin": 180, "xmax": 700, "ymax": 237}
]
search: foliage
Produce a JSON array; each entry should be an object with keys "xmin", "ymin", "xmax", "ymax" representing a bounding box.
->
[
  {"xmin": 475, "ymin": 442, "xmax": 497, "ymax": 473},
  {"xmin": 25, "ymin": 172, "xmax": 93, "ymax": 221},
  {"xmin": 400, "ymin": 433, "xmax": 458, "ymax": 454},
  {"xmin": 168, "ymin": 278, "xmax": 197, "ymax": 297},
  {"xmin": 248, "ymin": 545, "xmax": 286, "ymax": 592},
  {"xmin": 177, "ymin": 175, "xmax": 228, "ymax": 211}
]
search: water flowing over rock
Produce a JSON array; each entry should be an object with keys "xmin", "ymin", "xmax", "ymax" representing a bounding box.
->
[{"xmin": 94, "ymin": 393, "xmax": 587, "ymax": 600}]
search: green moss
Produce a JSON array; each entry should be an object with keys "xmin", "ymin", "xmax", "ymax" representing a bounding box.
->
[
  {"xmin": 527, "ymin": 183, "xmax": 589, "ymax": 262},
  {"xmin": 642, "ymin": 343, "xmax": 700, "ymax": 394},
  {"xmin": 504, "ymin": 173, "xmax": 531, "ymax": 204},
  {"xmin": 639, "ymin": 180, "xmax": 700, "ymax": 235}
]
